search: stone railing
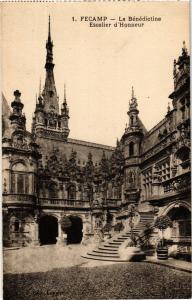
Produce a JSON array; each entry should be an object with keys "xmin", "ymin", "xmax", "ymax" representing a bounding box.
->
[
  {"xmin": 162, "ymin": 172, "xmax": 191, "ymax": 194},
  {"xmin": 106, "ymin": 199, "xmax": 121, "ymax": 207},
  {"xmin": 3, "ymin": 194, "xmax": 36, "ymax": 205},
  {"xmin": 38, "ymin": 198, "xmax": 90, "ymax": 208}
]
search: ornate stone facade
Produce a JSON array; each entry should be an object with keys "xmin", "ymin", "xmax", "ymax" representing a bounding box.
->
[{"xmin": 2, "ymin": 20, "xmax": 190, "ymax": 255}]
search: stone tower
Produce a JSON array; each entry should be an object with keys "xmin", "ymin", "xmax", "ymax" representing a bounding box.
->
[
  {"xmin": 32, "ymin": 17, "xmax": 70, "ymax": 141},
  {"xmin": 2, "ymin": 91, "xmax": 41, "ymax": 247},
  {"xmin": 168, "ymin": 41, "xmax": 190, "ymax": 175},
  {"xmin": 121, "ymin": 87, "xmax": 146, "ymax": 204}
]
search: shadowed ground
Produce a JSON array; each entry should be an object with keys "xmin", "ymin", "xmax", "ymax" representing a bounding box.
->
[{"xmin": 3, "ymin": 245, "xmax": 191, "ymax": 299}]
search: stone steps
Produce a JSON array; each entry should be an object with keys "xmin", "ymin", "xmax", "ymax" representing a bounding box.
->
[
  {"xmin": 103, "ymin": 244, "xmax": 119, "ymax": 249},
  {"xmin": 108, "ymin": 242, "xmax": 122, "ymax": 245},
  {"xmin": 112, "ymin": 239, "xmax": 127, "ymax": 243},
  {"xmin": 98, "ymin": 247, "xmax": 119, "ymax": 253},
  {"xmin": 86, "ymin": 252, "xmax": 120, "ymax": 258},
  {"xmin": 82, "ymin": 211, "xmax": 155, "ymax": 262},
  {"xmin": 92, "ymin": 250, "xmax": 120, "ymax": 257},
  {"xmin": 82, "ymin": 254, "xmax": 127, "ymax": 262}
]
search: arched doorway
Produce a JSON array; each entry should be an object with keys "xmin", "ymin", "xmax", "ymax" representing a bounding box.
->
[
  {"xmin": 39, "ymin": 215, "xmax": 58, "ymax": 245},
  {"xmin": 167, "ymin": 206, "xmax": 191, "ymax": 240},
  {"xmin": 65, "ymin": 216, "xmax": 83, "ymax": 244}
]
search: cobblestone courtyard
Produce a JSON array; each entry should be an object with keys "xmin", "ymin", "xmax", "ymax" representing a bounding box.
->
[{"xmin": 3, "ymin": 245, "xmax": 191, "ymax": 299}]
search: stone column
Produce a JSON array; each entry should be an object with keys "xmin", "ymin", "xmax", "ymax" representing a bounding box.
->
[
  {"xmin": 32, "ymin": 219, "xmax": 40, "ymax": 246},
  {"xmin": 56, "ymin": 219, "xmax": 63, "ymax": 245},
  {"xmin": 81, "ymin": 220, "xmax": 90, "ymax": 245},
  {"xmin": 56, "ymin": 219, "xmax": 67, "ymax": 246}
]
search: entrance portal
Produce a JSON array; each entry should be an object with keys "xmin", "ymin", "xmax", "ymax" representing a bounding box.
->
[
  {"xmin": 168, "ymin": 206, "xmax": 191, "ymax": 239},
  {"xmin": 66, "ymin": 216, "xmax": 83, "ymax": 244},
  {"xmin": 39, "ymin": 215, "xmax": 58, "ymax": 245}
]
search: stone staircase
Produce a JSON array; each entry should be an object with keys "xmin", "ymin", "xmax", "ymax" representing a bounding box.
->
[{"xmin": 82, "ymin": 212, "xmax": 155, "ymax": 262}]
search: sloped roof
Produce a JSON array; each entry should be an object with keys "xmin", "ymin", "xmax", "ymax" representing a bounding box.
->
[
  {"xmin": 2, "ymin": 93, "xmax": 11, "ymax": 138},
  {"xmin": 36, "ymin": 135, "xmax": 114, "ymax": 167},
  {"xmin": 138, "ymin": 117, "xmax": 147, "ymax": 134}
]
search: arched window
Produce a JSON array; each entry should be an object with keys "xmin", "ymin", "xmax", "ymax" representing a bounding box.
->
[
  {"xmin": 11, "ymin": 162, "xmax": 29, "ymax": 194},
  {"xmin": 49, "ymin": 182, "xmax": 58, "ymax": 198},
  {"xmin": 129, "ymin": 142, "xmax": 134, "ymax": 156},
  {"xmin": 68, "ymin": 185, "xmax": 76, "ymax": 200},
  {"xmin": 87, "ymin": 186, "xmax": 93, "ymax": 201},
  {"xmin": 17, "ymin": 174, "xmax": 24, "ymax": 194},
  {"xmin": 130, "ymin": 116, "xmax": 134, "ymax": 126},
  {"xmin": 14, "ymin": 220, "xmax": 20, "ymax": 232}
]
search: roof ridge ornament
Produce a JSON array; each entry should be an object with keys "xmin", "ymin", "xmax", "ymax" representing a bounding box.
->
[
  {"xmin": 129, "ymin": 86, "xmax": 138, "ymax": 110},
  {"xmin": 182, "ymin": 40, "xmax": 188, "ymax": 56}
]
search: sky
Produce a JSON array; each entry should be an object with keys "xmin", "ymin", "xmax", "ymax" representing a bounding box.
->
[{"xmin": 1, "ymin": 2, "xmax": 189, "ymax": 146}]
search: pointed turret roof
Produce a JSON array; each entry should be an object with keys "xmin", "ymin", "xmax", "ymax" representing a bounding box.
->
[{"xmin": 42, "ymin": 16, "xmax": 59, "ymax": 114}]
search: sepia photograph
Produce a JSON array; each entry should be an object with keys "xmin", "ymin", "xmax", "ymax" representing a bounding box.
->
[{"xmin": 1, "ymin": 1, "xmax": 191, "ymax": 299}]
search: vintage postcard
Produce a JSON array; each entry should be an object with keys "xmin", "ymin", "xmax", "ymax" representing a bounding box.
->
[{"xmin": 1, "ymin": 1, "xmax": 191, "ymax": 299}]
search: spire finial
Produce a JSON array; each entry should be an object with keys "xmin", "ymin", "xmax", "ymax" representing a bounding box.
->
[
  {"xmin": 48, "ymin": 15, "xmax": 51, "ymax": 42},
  {"xmin": 167, "ymin": 102, "xmax": 171, "ymax": 113},
  {"xmin": 45, "ymin": 16, "xmax": 54, "ymax": 69},
  {"xmin": 182, "ymin": 40, "xmax": 188, "ymax": 55},
  {"xmin": 129, "ymin": 86, "xmax": 138, "ymax": 110},
  {"xmin": 39, "ymin": 78, "xmax": 41, "ymax": 96},
  {"xmin": 132, "ymin": 86, "xmax": 134, "ymax": 99},
  {"xmin": 64, "ymin": 83, "xmax": 66, "ymax": 102},
  {"xmin": 173, "ymin": 59, "xmax": 177, "ymax": 77}
]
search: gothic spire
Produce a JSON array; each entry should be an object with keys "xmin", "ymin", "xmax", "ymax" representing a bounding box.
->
[
  {"xmin": 61, "ymin": 84, "xmax": 69, "ymax": 118},
  {"xmin": 42, "ymin": 16, "xmax": 59, "ymax": 114},
  {"xmin": 45, "ymin": 15, "xmax": 54, "ymax": 70},
  {"xmin": 48, "ymin": 15, "xmax": 51, "ymax": 43}
]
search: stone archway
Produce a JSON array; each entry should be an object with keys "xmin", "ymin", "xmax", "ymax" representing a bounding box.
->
[
  {"xmin": 39, "ymin": 215, "xmax": 58, "ymax": 245},
  {"xmin": 167, "ymin": 206, "xmax": 191, "ymax": 241},
  {"xmin": 65, "ymin": 216, "xmax": 83, "ymax": 244}
]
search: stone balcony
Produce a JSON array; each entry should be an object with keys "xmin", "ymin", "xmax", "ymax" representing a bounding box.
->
[
  {"xmin": 146, "ymin": 172, "xmax": 190, "ymax": 203},
  {"xmin": 38, "ymin": 198, "xmax": 90, "ymax": 209},
  {"xmin": 162, "ymin": 171, "xmax": 191, "ymax": 194},
  {"xmin": 3, "ymin": 194, "xmax": 36, "ymax": 206}
]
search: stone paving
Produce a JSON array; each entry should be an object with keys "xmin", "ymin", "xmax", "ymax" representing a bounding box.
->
[
  {"xmin": 3, "ymin": 244, "xmax": 88, "ymax": 274},
  {"xmin": 3, "ymin": 244, "xmax": 192, "ymax": 274},
  {"xmin": 146, "ymin": 256, "xmax": 191, "ymax": 273}
]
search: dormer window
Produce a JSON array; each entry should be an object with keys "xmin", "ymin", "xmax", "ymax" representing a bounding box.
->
[
  {"xmin": 49, "ymin": 91, "xmax": 54, "ymax": 97},
  {"xmin": 129, "ymin": 141, "xmax": 134, "ymax": 156},
  {"xmin": 130, "ymin": 116, "xmax": 134, "ymax": 126}
]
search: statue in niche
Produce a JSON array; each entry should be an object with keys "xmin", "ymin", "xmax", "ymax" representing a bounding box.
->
[{"xmin": 128, "ymin": 170, "xmax": 136, "ymax": 188}]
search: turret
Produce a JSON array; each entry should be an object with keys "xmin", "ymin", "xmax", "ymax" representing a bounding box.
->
[
  {"xmin": 122, "ymin": 87, "xmax": 146, "ymax": 159},
  {"xmin": 9, "ymin": 90, "xmax": 26, "ymax": 130},
  {"xmin": 169, "ymin": 41, "xmax": 190, "ymax": 122},
  {"xmin": 121, "ymin": 88, "xmax": 146, "ymax": 204},
  {"xmin": 60, "ymin": 84, "xmax": 70, "ymax": 137}
]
